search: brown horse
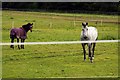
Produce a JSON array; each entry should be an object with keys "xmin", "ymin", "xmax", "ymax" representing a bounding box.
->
[{"xmin": 10, "ymin": 23, "xmax": 33, "ymax": 49}]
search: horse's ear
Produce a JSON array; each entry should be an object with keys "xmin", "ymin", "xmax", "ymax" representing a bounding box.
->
[
  {"xmin": 32, "ymin": 23, "xmax": 33, "ymax": 25},
  {"xmin": 82, "ymin": 22, "xmax": 86, "ymax": 28},
  {"xmin": 86, "ymin": 22, "xmax": 88, "ymax": 25},
  {"xmin": 82, "ymin": 23, "xmax": 84, "ymax": 26}
]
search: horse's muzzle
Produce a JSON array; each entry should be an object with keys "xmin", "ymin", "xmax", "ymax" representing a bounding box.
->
[
  {"xmin": 30, "ymin": 28, "xmax": 32, "ymax": 32},
  {"xmin": 84, "ymin": 36, "xmax": 88, "ymax": 39}
]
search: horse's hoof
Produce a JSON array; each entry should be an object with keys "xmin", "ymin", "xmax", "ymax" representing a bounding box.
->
[
  {"xmin": 92, "ymin": 57, "xmax": 94, "ymax": 60},
  {"xmin": 91, "ymin": 60, "xmax": 93, "ymax": 63},
  {"xmin": 89, "ymin": 57, "xmax": 93, "ymax": 63},
  {"xmin": 84, "ymin": 59, "xmax": 86, "ymax": 61},
  {"xmin": 21, "ymin": 47, "xmax": 24, "ymax": 49},
  {"xmin": 90, "ymin": 59, "xmax": 93, "ymax": 63},
  {"xmin": 10, "ymin": 46, "xmax": 14, "ymax": 49},
  {"xmin": 10, "ymin": 47, "xmax": 14, "ymax": 49}
]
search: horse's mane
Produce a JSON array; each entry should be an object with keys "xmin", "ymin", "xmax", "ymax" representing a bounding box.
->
[{"xmin": 22, "ymin": 23, "xmax": 33, "ymax": 32}]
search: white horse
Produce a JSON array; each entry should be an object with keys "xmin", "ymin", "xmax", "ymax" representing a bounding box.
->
[{"xmin": 80, "ymin": 22, "xmax": 98, "ymax": 63}]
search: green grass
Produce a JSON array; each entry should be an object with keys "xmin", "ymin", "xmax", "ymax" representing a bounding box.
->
[
  {"xmin": 2, "ymin": 10, "xmax": 119, "ymax": 78},
  {"xmin": 2, "ymin": 10, "xmax": 119, "ymax": 42},
  {"xmin": 2, "ymin": 43, "xmax": 118, "ymax": 78}
]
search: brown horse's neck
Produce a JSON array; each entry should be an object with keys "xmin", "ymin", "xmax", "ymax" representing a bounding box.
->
[
  {"xmin": 20, "ymin": 27, "xmax": 28, "ymax": 33},
  {"xmin": 24, "ymin": 29, "xmax": 29, "ymax": 33},
  {"xmin": 21, "ymin": 25, "xmax": 29, "ymax": 32}
]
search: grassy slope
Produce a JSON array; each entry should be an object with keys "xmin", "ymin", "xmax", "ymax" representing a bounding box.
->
[
  {"xmin": 2, "ymin": 10, "xmax": 118, "ymax": 42},
  {"xmin": 2, "ymin": 10, "xmax": 118, "ymax": 78},
  {"xmin": 2, "ymin": 43, "xmax": 118, "ymax": 78}
]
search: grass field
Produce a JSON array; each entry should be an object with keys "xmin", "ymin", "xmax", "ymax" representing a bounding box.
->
[{"xmin": 2, "ymin": 10, "xmax": 119, "ymax": 78}]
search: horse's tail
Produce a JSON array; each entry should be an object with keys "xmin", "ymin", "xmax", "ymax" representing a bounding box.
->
[{"xmin": 10, "ymin": 28, "xmax": 16, "ymax": 38}]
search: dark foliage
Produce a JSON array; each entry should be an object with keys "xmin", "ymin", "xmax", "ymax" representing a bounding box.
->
[{"xmin": 2, "ymin": 2, "xmax": 119, "ymax": 14}]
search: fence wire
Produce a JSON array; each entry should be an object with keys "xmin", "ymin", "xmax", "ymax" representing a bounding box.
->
[{"xmin": 0, "ymin": 40, "xmax": 119, "ymax": 46}]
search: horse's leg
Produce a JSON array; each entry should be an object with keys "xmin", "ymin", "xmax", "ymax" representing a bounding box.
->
[
  {"xmin": 88, "ymin": 43, "xmax": 92, "ymax": 63},
  {"xmin": 10, "ymin": 38, "xmax": 14, "ymax": 49},
  {"xmin": 92, "ymin": 43, "xmax": 96, "ymax": 59},
  {"xmin": 17, "ymin": 38, "xmax": 20, "ymax": 49},
  {"xmin": 21, "ymin": 39, "xmax": 25, "ymax": 49},
  {"xmin": 82, "ymin": 43, "xmax": 86, "ymax": 61},
  {"xmin": 21, "ymin": 39, "xmax": 23, "ymax": 49},
  {"xmin": 23, "ymin": 39, "xmax": 25, "ymax": 49}
]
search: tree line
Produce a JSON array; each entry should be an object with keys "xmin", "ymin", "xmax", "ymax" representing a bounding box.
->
[{"xmin": 2, "ymin": 2, "xmax": 119, "ymax": 14}]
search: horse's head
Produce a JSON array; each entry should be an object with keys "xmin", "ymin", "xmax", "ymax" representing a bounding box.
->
[
  {"xmin": 81, "ymin": 22, "xmax": 89, "ymax": 39},
  {"xmin": 22, "ymin": 23, "xmax": 33, "ymax": 32},
  {"xmin": 27, "ymin": 23, "xmax": 33, "ymax": 32}
]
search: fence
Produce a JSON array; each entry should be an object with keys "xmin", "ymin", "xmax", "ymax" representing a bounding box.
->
[{"xmin": 0, "ymin": 40, "xmax": 119, "ymax": 46}]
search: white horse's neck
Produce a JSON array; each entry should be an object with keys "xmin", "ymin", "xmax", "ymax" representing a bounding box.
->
[{"xmin": 81, "ymin": 26, "xmax": 98, "ymax": 41}]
